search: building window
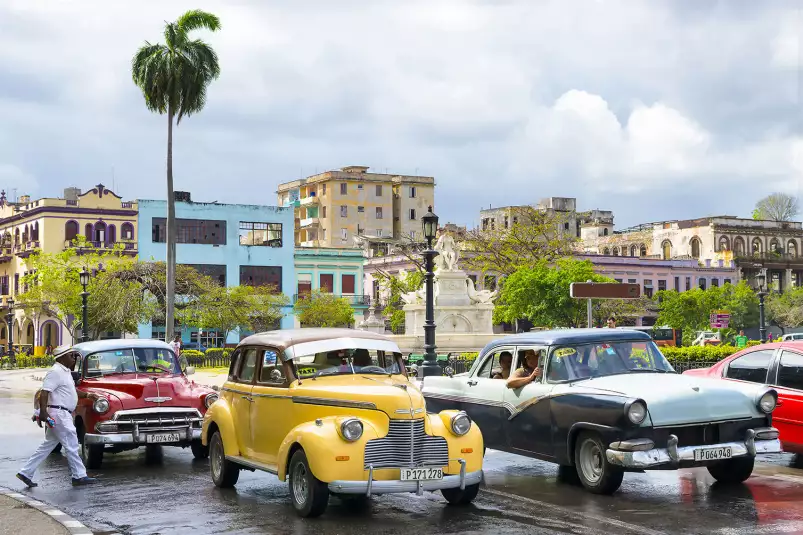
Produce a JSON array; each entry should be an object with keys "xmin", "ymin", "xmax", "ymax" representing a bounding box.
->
[
  {"xmin": 342, "ymin": 274, "xmax": 355, "ymax": 294},
  {"xmin": 699, "ymin": 278, "xmax": 707, "ymax": 290},
  {"xmin": 564, "ymin": 222, "xmax": 570, "ymax": 231},
  {"xmin": 724, "ymin": 278, "xmax": 732, "ymax": 285},
  {"xmin": 14, "ymin": 273, "xmax": 19, "ymax": 295},
  {"xmin": 711, "ymin": 278, "xmax": 719, "ymax": 287},
  {"xmin": 603, "ymin": 228, "xmax": 609, "ymax": 236},
  {"xmin": 340, "ymin": 183, "xmax": 347, "ymax": 195},
  {"xmin": 643, "ymin": 280, "xmax": 653, "ymax": 298},
  {"xmin": 630, "ymin": 245, "xmax": 638, "ymax": 256},
  {"xmin": 614, "ymin": 278, "xmax": 623, "ymax": 283},
  {"xmin": 357, "ymin": 206, "xmax": 365, "ymax": 213},
  {"xmin": 340, "ymin": 206, "xmax": 348, "ymax": 218},
  {"xmin": 239, "ymin": 266, "xmax": 282, "ymax": 291},
  {"xmin": 239, "ymin": 222, "xmax": 283, "ymax": 247},
  {"xmin": 612, "ymin": 247, "xmax": 619, "ymax": 256},
  {"xmin": 685, "ymin": 276, "xmax": 691, "ymax": 291},
  {"xmin": 341, "ymin": 228, "xmax": 348, "ymax": 241},
  {"xmin": 376, "ymin": 185, "xmax": 382, "ymax": 197},
  {"xmin": 65, "ymin": 221, "xmax": 79, "ymax": 243},
  {"xmin": 410, "ymin": 230, "xmax": 417, "ymax": 240},
  {"xmin": 322, "ymin": 206, "xmax": 327, "ymax": 218},
  {"xmin": 662, "ymin": 240, "xmax": 672, "ymax": 260},
  {"xmin": 182, "ymin": 264, "xmax": 226, "ymax": 286},
  {"xmin": 674, "ymin": 277, "xmax": 680, "ymax": 291},
  {"xmin": 718, "ymin": 236, "xmax": 730, "ymax": 252},
  {"xmin": 357, "ymin": 184, "xmax": 363, "ymax": 190},
  {"xmin": 376, "ymin": 207, "xmax": 383, "ymax": 219},
  {"xmin": 152, "ymin": 218, "xmax": 226, "ymax": 245},
  {"xmin": 322, "ymin": 184, "xmax": 327, "ymax": 196},
  {"xmin": 409, "ymin": 209, "xmax": 416, "ymax": 221},
  {"xmin": 409, "ymin": 186, "xmax": 416, "ymax": 198},
  {"xmin": 658, "ymin": 280, "xmax": 667, "ymax": 292},
  {"xmin": 121, "ymin": 222, "xmax": 134, "ymax": 241},
  {"xmin": 752, "ymin": 237, "xmax": 763, "ymax": 255},
  {"xmin": 690, "ymin": 238, "xmax": 701, "ymax": 258},
  {"xmin": 320, "ymin": 274, "xmax": 334, "ymax": 293},
  {"xmin": 640, "ymin": 245, "xmax": 647, "ymax": 256},
  {"xmin": 375, "ymin": 229, "xmax": 382, "ymax": 237}
]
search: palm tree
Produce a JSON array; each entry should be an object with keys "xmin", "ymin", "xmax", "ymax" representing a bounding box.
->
[{"xmin": 132, "ymin": 10, "xmax": 221, "ymax": 340}]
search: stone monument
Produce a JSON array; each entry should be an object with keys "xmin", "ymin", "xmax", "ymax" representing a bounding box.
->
[{"xmin": 401, "ymin": 234, "xmax": 497, "ymax": 335}]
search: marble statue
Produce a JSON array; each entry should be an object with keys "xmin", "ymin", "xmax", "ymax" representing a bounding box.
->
[
  {"xmin": 434, "ymin": 234, "xmax": 459, "ymax": 271},
  {"xmin": 466, "ymin": 278, "xmax": 497, "ymax": 304}
]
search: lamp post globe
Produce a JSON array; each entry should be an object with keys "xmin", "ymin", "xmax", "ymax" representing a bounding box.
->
[
  {"xmin": 79, "ymin": 268, "xmax": 90, "ymax": 343},
  {"xmin": 418, "ymin": 206, "xmax": 441, "ymax": 379},
  {"xmin": 6, "ymin": 297, "xmax": 14, "ymax": 366}
]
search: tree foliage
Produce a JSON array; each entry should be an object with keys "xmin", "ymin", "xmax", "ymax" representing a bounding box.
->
[
  {"xmin": 377, "ymin": 270, "xmax": 424, "ymax": 332},
  {"xmin": 766, "ymin": 287, "xmax": 803, "ymax": 330},
  {"xmin": 186, "ymin": 284, "xmax": 289, "ymax": 340},
  {"xmin": 294, "ymin": 290, "xmax": 355, "ymax": 328},
  {"xmin": 461, "ymin": 206, "xmax": 578, "ymax": 277},
  {"xmin": 753, "ymin": 192, "xmax": 800, "ymax": 222}
]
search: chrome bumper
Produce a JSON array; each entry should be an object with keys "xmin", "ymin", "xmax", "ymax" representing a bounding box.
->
[
  {"xmin": 84, "ymin": 428, "xmax": 202, "ymax": 445},
  {"xmin": 329, "ymin": 460, "xmax": 482, "ymax": 497},
  {"xmin": 606, "ymin": 428, "xmax": 782, "ymax": 469}
]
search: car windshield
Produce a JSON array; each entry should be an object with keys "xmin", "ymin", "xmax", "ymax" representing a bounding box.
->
[
  {"xmin": 84, "ymin": 347, "xmax": 180, "ymax": 377},
  {"xmin": 546, "ymin": 340, "xmax": 674, "ymax": 382},
  {"xmin": 293, "ymin": 348, "xmax": 404, "ymax": 379}
]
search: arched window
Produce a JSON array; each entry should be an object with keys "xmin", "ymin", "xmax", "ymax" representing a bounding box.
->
[
  {"xmin": 22, "ymin": 225, "xmax": 28, "ymax": 243},
  {"xmin": 770, "ymin": 238, "xmax": 782, "ymax": 254},
  {"xmin": 612, "ymin": 247, "xmax": 619, "ymax": 256},
  {"xmin": 1, "ymin": 326, "xmax": 5, "ymax": 339},
  {"xmin": 690, "ymin": 237, "xmax": 701, "ymax": 258},
  {"xmin": 65, "ymin": 221, "xmax": 79, "ymax": 243},
  {"xmin": 718, "ymin": 236, "xmax": 730, "ymax": 252},
  {"xmin": 121, "ymin": 223, "xmax": 134, "ymax": 241},
  {"xmin": 602, "ymin": 247, "xmax": 611, "ymax": 255},
  {"xmin": 107, "ymin": 225, "xmax": 116, "ymax": 244},
  {"xmin": 94, "ymin": 221, "xmax": 107, "ymax": 244},
  {"xmin": 603, "ymin": 228, "xmax": 609, "ymax": 236},
  {"xmin": 85, "ymin": 223, "xmax": 93, "ymax": 240},
  {"xmin": 630, "ymin": 245, "xmax": 638, "ymax": 257},
  {"xmin": 699, "ymin": 278, "xmax": 707, "ymax": 290},
  {"xmin": 734, "ymin": 237, "xmax": 746, "ymax": 256},
  {"xmin": 31, "ymin": 222, "xmax": 39, "ymax": 241},
  {"xmin": 14, "ymin": 228, "xmax": 19, "ymax": 244},
  {"xmin": 662, "ymin": 240, "xmax": 672, "ymax": 260},
  {"xmin": 788, "ymin": 240, "xmax": 798, "ymax": 258},
  {"xmin": 752, "ymin": 238, "xmax": 763, "ymax": 255},
  {"xmin": 640, "ymin": 245, "xmax": 647, "ymax": 256}
]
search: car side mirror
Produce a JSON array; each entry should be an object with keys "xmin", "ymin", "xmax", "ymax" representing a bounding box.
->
[
  {"xmin": 185, "ymin": 366, "xmax": 196, "ymax": 376},
  {"xmin": 71, "ymin": 371, "xmax": 81, "ymax": 385},
  {"xmin": 444, "ymin": 366, "xmax": 454, "ymax": 378}
]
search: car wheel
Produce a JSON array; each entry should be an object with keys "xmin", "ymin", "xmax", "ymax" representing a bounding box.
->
[
  {"xmin": 210, "ymin": 431, "xmax": 239, "ymax": 488},
  {"xmin": 288, "ymin": 449, "xmax": 329, "ymax": 518},
  {"xmin": 78, "ymin": 426, "xmax": 103, "ymax": 469},
  {"xmin": 574, "ymin": 431, "xmax": 624, "ymax": 494},
  {"xmin": 707, "ymin": 457, "xmax": 754, "ymax": 484},
  {"xmin": 441, "ymin": 483, "xmax": 480, "ymax": 505},
  {"xmin": 191, "ymin": 439, "xmax": 209, "ymax": 460}
]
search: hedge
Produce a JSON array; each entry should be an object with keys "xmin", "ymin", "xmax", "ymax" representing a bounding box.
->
[{"xmin": 183, "ymin": 348, "xmax": 233, "ymax": 369}]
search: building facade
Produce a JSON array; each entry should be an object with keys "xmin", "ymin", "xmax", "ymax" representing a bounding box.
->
[
  {"xmin": 480, "ymin": 197, "xmax": 614, "ymax": 240},
  {"xmin": 277, "ymin": 165, "xmax": 435, "ymax": 249},
  {"xmin": 1, "ymin": 185, "xmax": 138, "ymax": 353},
  {"xmin": 137, "ymin": 194, "xmax": 295, "ymax": 345},
  {"xmin": 293, "ymin": 247, "xmax": 369, "ymax": 327}
]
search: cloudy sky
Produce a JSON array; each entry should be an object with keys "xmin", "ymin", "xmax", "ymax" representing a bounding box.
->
[{"xmin": 1, "ymin": 0, "xmax": 801, "ymax": 228}]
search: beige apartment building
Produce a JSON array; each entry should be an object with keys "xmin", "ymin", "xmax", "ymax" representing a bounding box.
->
[{"xmin": 277, "ymin": 166, "xmax": 435, "ymax": 248}]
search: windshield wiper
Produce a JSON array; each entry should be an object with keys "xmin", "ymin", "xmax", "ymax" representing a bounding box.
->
[{"xmin": 627, "ymin": 368, "xmax": 670, "ymax": 373}]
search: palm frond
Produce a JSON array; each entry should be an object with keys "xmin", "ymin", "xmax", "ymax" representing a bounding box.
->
[
  {"xmin": 176, "ymin": 9, "xmax": 221, "ymax": 34},
  {"xmin": 164, "ymin": 22, "xmax": 180, "ymax": 50},
  {"xmin": 131, "ymin": 42, "xmax": 172, "ymax": 114}
]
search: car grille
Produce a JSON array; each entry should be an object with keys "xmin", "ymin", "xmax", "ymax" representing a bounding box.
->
[
  {"xmin": 98, "ymin": 408, "xmax": 203, "ymax": 433},
  {"xmin": 652, "ymin": 418, "xmax": 766, "ymax": 448},
  {"xmin": 364, "ymin": 419, "xmax": 449, "ymax": 469}
]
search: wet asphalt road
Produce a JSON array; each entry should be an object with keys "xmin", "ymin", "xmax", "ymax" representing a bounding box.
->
[{"xmin": 3, "ymin": 392, "xmax": 803, "ymax": 535}]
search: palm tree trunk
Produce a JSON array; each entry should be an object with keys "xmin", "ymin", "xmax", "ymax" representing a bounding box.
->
[{"xmin": 165, "ymin": 106, "xmax": 177, "ymax": 341}]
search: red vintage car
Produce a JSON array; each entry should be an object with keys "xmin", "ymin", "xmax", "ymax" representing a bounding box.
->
[
  {"xmin": 66, "ymin": 339, "xmax": 219, "ymax": 468},
  {"xmin": 683, "ymin": 341, "xmax": 803, "ymax": 455}
]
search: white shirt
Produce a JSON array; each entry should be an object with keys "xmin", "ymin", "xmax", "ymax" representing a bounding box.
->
[
  {"xmin": 41, "ymin": 362, "xmax": 78, "ymax": 411},
  {"xmin": 169, "ymin": 341, "xmax": 181, "ymax": 355}
]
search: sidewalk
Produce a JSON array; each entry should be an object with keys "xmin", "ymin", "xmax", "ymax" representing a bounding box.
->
[{"xmin": 0, "ymin": 488, "xmax": 97, "ymax": 535}]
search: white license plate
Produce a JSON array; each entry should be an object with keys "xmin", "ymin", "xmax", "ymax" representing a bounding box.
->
[
  {"xmin": 693, "ymin": 446, "xmax": 733, "ymax": 461},
  {"xmin": 400, "ymin": 467, "xmax": 443, "ymax": 481},
  {"xmin": 145, "ymin": 432, "xmax": 182, "ymax": 444}
]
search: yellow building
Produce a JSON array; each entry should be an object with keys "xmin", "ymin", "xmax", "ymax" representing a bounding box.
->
[
  {"xmin": 277, "ymin": 166, "xmax": 435, "ymax": 248},
  {"xmin": 1, "ymin": 184, "xmax": 138, "ymax": 353}
]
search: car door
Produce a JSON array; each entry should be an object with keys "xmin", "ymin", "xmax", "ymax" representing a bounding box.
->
[
  {"xmin": 769, "ymin": 350, "xmax": 803, "ymax": 454},
  {"xmin": 503, "ymin": 345, "xmax": 554, "ymax": 456},
  {"xmin": 229, "ymin": 347, "xmax": 258, "ymax": 459},
  {"xmin": 723, "ymin": 348, "xmax": 776, "ymax": 385},
  {"xmin": 458, "ymin": 347, "xmax": 514, "ymax": 449},
  {"xmin": 250, "ymin": 347, "xmax": 295, "ymax": 467}
]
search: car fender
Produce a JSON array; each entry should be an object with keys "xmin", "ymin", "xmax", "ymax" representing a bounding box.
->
[
  {"xmin": 202, "ymin": 399, "xmax": 239, "ymax": 456},
  {"xmin": 566, "ymin": 422, "xmax": 620, "ymax": 464},
  {"xmin": 430, "ymin": 410, "xmax": 484, "ymax": 474}
]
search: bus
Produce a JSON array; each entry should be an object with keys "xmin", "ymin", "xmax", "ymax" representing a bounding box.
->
[{"xmin": 631, "ymin": 326, "xmax": 682, "ymax": 347}]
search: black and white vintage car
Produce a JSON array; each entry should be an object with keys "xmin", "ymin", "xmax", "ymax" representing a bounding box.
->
[{"xmin": 422, "ymin": 329, "xmax": 782, "ymax": 494}]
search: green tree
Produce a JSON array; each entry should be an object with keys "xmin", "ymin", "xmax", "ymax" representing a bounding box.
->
[
  {"xmin": 189, "ymin": 284, "xmax": 289, "ymax": 340},
  {"xmin": 132, "ymin": 9, "xmax": 222, "ymax": 340},
  {"xmin": 294, "ymin": 290, "xmax": 355, "ymax": 328},
  {"xmin": 494, "ymin": 259, "xmax": 621, "ymax": 328},
  {"xmin": 766, "ymin": 287, "xmax": 803, "ymax": 332},
  {"xmin": 377, "ymin": 270, "xmax": 424, "ymax": 332},
  {"xmin": 87, "ymin": 262, "xmax": 157, "ymax": 338},
  {"xmin": 753, "ymin": 192, "xmax": 800, "ymax": 222}
]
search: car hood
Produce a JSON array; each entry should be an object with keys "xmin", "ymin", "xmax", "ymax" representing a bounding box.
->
[
  {"xmin": 571, "ymin": 373, "xmax": 767, "ymax": 426},
  {"xmin": 292, "ymin": 375, "xmax": 424, "ymax": 418},
  {"xmin": 81, "ymin": 374, "xmax": 213, "ymax": 410}
]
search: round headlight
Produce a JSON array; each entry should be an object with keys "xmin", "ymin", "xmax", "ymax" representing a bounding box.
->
[
  {"xmin": 758, "ymin": 391, "xmax": 777, "ymax": 414},
  {"xmin": 627, "ymin": 401, "xmax": 647, "ymax": 425},
  {"xmin": 450, "ymin": 411, "xmax": 472, "ymax": 436},
  {"xmin": 204, "ymin": 393, "xmax": 219, "ymax": 409},
  {"xmin": 340, "ymin": 418, "xmax": 363, "ymax": 442},
  {"xmin": 93, "ymin": 397, "xmax": 110, "ymax": 414}
]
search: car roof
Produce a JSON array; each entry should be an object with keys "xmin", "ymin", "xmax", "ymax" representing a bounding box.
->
[
  {"xmin": 238, "ymin": 328, "xmax": 393, "ymax": 351},
  {"xmin": 480, "ymin": 328, "xmax": 652, "ymax": 354},
  {"xmin": 68, "ymin": 338, "xmax": 173, "ymax": 357}
]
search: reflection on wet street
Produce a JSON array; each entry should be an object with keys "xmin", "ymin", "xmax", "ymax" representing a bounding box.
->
[{"xmin": 2, "ymin": 393, "xmax": 803, "ymax": 535}]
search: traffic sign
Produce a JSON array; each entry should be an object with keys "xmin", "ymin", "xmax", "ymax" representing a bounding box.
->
[
  {"xmin": 569, "ymin": 282, "xmax": 641, "ymax": 299},
  {"xmin": 710, "ymin": 311, "xmax": 730, "ymax": 329}
]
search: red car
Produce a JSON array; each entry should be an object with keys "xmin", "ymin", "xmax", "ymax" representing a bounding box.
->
[
  {"xmin": 66, "ymin": 339, "xmax": 219, "ymax": 468},
  {"xmin": 684, "ymin": 341, "xmax": 803, "ymax": 454}
]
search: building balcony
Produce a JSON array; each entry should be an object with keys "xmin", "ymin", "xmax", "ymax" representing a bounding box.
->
[
  {"xmin": 15, "ymin": 241, "xmax": 40, "ymax": 258},
  {"xmin": 72, "ymin": 241, "xmax": 138, "ymax": 255},
  {"xmin": 298, "ymin": 195, "xmax": 319, "ymax": 207},
  {"xmin": 299, "ymin": 217, "xmax": 320, "ymax": 228},
  {"xmin": 293, "ymin": 293, "xmax": 371, "ymax": 307},
  {"xmin": 734, "ymin": 252, "xmax": 803, "ymax": 267},
  {"xmin": 299, "ymin": 239, "xmax": 320, "ymax": 247}
]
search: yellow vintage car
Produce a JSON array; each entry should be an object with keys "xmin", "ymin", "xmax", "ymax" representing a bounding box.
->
[{"xmin": 201, "ymin": 329, "xmax": 484, "ymax": 517}]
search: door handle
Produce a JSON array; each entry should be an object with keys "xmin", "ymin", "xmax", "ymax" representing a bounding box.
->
[
  {"xmin": 467, "ymin": 380, "xmax": 478, "ymax": 386},
  {"xmin": 241, "ymin": 396, "xmax": 254, "ymax": 402}
]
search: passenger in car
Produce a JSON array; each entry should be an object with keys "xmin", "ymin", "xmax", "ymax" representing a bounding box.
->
[
  {"xmin": 352, "ymin": 349, "xmax": 372, "ymax": 368},
  {"xmin": 506, "ymin": 350, "xmax": 543, "ymax": 389},
  {"xmin": 492, "ymin": 352, "xmax": 513, "ymax": 379}
]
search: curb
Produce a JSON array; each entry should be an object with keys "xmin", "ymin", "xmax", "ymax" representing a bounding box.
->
[{"xmin": 0, "ymin": 486, "xmax": 121, "ymax": 535}]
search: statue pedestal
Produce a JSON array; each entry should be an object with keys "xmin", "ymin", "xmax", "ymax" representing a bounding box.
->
[
  {"xmin": 434, "ymin": 270, "xmax": 471, "ymax": 306},
  {"xmin": 358, "ymin": 304, "xmax": 386, "ymax": 334},
  {"xmin": 403, "ymin": 303, "xmax": 495, "ymax": 336}
]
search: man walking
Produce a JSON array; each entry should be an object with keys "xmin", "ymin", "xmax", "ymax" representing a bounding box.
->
[
  {"xmin": 169, "ymin": 334, "xmax": 182, "ymax": 356},
  {"xmin": 17, "ymin": 349, "xmax": 100, "ymax": 487},
  {"xmin": 735, "ymin": 330, "xmax": 749, "ymax": 349}
]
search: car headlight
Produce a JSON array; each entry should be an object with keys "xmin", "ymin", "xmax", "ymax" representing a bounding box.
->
[
  {"xmin": 204, "ymin": 393, "xmax": 219, "ymax": 409},
  {"xmin": 340, "ymin": 418, "xmax": 363, "ymax": 442},
  {"xmin": 626, "ymin": 400, "xmax": 647, "ymax": 425},
  {"xmin": 450, "ymin": 411, "xmax": 472, "ymax": 436},
  {"xmin": 93, "ymin": 397, "xmax": 110, "ymax": 414},
  {"xmin": 758, "ymin": 391, "xmax": 777, "ymax": 414}
]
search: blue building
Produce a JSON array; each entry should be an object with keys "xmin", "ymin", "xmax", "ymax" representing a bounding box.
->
[{"xmin": 137, "ymin": 194, "xmax": 295, "ymax": 345}]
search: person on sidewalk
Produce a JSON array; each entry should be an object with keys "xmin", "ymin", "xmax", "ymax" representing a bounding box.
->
[
  {"xmin": 17, "ymin": 350, "xmax": 100, "ymax": 488},
  {"xmin": 169, "ymin": 334, "xmax": 182, "ymax": 357},
  {"xmin": 735, "ymin": 330, "xmax": 749, "ymax": 349}
]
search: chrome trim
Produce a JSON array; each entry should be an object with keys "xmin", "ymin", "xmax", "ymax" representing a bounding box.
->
[
  {"xmin": 225, "ymin": 455, "xmax": 278, "ymax": 475},
  {"xmin": 328, "ymin": 468, "xmax": 483, "ymax": 495},
  {"xmin": 144, "ymin": 397, "xmax": 173, "ymax": 403},
  {"xmin": 609, "ymin": 438, "xmax": 655, "ymax": 452},
  {"xmin": 221, "ymin": 387, "xmax": 252, "ymax": 396},
  {"xmin": 112, "ymin": 407, "xmax": 202, "ymax": 419},
  {"xmin": 251, "ymin": 392, "xmax": 291, "ymax": 399},
  {"xmin": 84, "ymin": 429, "xmax": 201, "ymax": 445},
  {"xmin": 607, "ymin": 437, "xmax": 783, "ymax": 469},
  {"xmin": 652, "ymin": 417, "xmax": 752, "ymax": 429},
  {"xmin": 755, "ymin": 427, "xmax": 780, "ymax": 440},
  {"xmin": 292, "ymin": 397, "xmax": 377, "ymax": 410},
  {"xmin": 364, "ymin": 419, "xmax": 449, "ymax": 469}
]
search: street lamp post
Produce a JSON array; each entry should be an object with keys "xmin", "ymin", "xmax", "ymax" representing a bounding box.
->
[
  {"xmin": 79, "ymin": 268, "xmax": 90, "ymax": 343},
  {"xmin": 756, "ymin": 270, "xmax": 768, "ymax": 343},
  {"xmin": 418, "ymin": 206, "xmax": 440, "ymax": 378},
  {"xmin": 6, "ymin": 297, "xmax": 14, "ymax": 366}
]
